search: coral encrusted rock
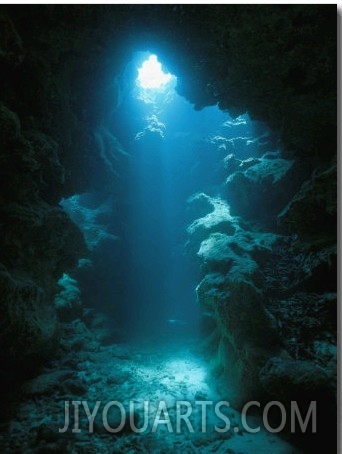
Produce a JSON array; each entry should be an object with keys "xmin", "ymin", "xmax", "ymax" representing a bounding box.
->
[
  {"xmin": 225, "ymin": 152, "xmax": 295, "ymax": 225},
  {"xmin": 196, "ymin": 273, "xmax": 283, "ymax": 405},
  {"xmin": 186, "ymin": 194, "xmax": 237, "ymax": 254}
]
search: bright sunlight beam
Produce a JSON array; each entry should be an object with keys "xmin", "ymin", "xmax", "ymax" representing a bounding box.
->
[{"xmin": 137, "ymin": 55, "xmax": 172, "ymax": 89}]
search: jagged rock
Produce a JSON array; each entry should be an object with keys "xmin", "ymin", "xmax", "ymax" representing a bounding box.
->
[
  {"xmin": 0, "ymin": 203, "xmax": 87, "ymax": 290},
  {"xmin": 214, "ymin": 120, "xmax": 273, "ymax": 160},
  {"xmin": 60, "ymin": 193, "xmax": 125, "ymax": 317},
  {"xmin": 196, "ymin": 273, "xmax": 228, "ymax": 314},
  {"xmin": 54, "ymin": 273, "xmax": 82, "ymax": 322},
  {"xmin": 190, "ymin": 192, "xmax": 286, "ymax": 405},
  {"xmin": 186, "ymin": 192, "xmax": 215, "ymax": 220},
  {"xmin": 0, "ymin": 105, "xmax": 65, "ymax": 204},
  {"xmin": 0, "ymin": 268, "xmax": 58, "ymax": 370},
  {"xmin": 223, "ymin": 153, "xmax": 241, "ymax": 174},
  {"xmin": 208, "ymin": 279, "xmax": 279, "ymax": 351},
  {"xmin": 174, "ymin": 6, "xmax": 336, "ymax": 160},
  {"xmin": 270, "ymin": 292, "xmax": 336, "ymax": 363},
  {"xmin": 59, "ymin": 319, "xmax": 101, "ymax": 354},
  {"xmin": 186, "ymin": 193, "xmax": 281, "ymax": 272},
  {"xmin": 60, "ymin": 194, "xmax": 119, "ymax": 251},
  {"xmin": 242, "ymin": 152, "xmax": 294, "ymax": 183},
  {"xmin": 223, "ymin": 153, "xmax": 259, "ymax": 174},
  {"xmin": 197, "ymin": 226, "xmax": 280, "ymax": 276},
  {"xmin": 93, "ymin": 125, "xmax": 130, "ymax": 184},
  {"xmin": 225, "ymin": 152, "xmax": 296, "ymax": 225},
  {"xmin": 263, "ymin": 235, "xmax": 337, "ymax": 299},
  {"xmin": 196, "ymin": 274, "xmax": 282, "ymax": 404},
  {"xmin": 278, "ymin": 161, "xmax": 337, "ymax": 241},
  {"xmin": 186, "ymin": 195, "xmax": 237, "ymax": 254},
  {"xmin": 197, "ymin": 232, "xmax": 259, "ymax": 276},
  {"xmin": 0, "ymin": 201, "xmax": 86, "ymax": 377}
]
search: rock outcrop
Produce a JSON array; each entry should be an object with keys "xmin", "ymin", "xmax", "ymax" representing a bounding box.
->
[
  {"xmin": 187, "ymin": 194, "xmax": 286, "ymax": 405},
  {"xmin": 187, "ymin": 146, "xmax": 336, "ymax": 446},
  {"xmin": 224, "ymin": 152, "xmax": 298, "ymax": 226}
]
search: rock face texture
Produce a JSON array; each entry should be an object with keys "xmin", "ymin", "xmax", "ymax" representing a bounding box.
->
[
  {"xmin": 0, "ymin": 7, "xmax": 130, "ymax": 379},
  {"xmin": 0, "ymin": 118, "xmax": 87, "ymax": 376},
  {"xmin": 187, "ymin": 156, "xmax": 336, "ymax": 450},
  {"xmin": 188, "ymin": 142, "xmax": 336, "ymax": 450},
  {"xmin": 0, "ymin": 4, "xmax": 336, "ymax": 449}
]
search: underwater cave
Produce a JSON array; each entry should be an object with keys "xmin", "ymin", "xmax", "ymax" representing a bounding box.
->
[{"xmin": 0, "ymin": 4, "xmax": 337, "ymax": 454}]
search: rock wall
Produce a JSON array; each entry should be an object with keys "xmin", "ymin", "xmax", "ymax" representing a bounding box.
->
[
  {"xmin": 0, "ymin": 6, "xmax": 135, "ymax": 378},
  {"xmin": 187, "ymin": 164, "xmax": 336, "ymax": 402}
]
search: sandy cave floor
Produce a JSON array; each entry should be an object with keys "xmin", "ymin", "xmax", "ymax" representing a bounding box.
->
[{"xmin": 0, "ymin": 327, "xmax": 300, "ymax": 453}]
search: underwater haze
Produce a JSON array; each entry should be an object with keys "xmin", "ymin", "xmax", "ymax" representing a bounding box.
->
[
  {"xmin": 62, "ymin": 53, "xmax": 271, "ymax": 339},
  {"xmin": 0, "ymin": 6, "xmax": 337, "ymax": 454}
]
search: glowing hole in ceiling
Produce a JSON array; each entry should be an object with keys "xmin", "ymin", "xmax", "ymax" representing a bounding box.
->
[{"xmin": 137, "ymin": 55, "xmax": 173, "ymax": 89}]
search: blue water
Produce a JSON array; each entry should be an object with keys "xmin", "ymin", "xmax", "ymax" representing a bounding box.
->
[
  {"xmin": 61, "ymin": 52, "xmax": 273, "ymax": 339},
  {"xmin": 109, "ymin": 53, "xmax": 272, "ymax": 337},
  {"xmin": 20, "ymin": 53, "xmax": 299, "ymax": 454}
]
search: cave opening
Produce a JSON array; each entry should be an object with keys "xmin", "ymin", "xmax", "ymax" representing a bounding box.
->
[{"xmin": 136, "ymin": 54, "xmax": 174, "ymax": 90}]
